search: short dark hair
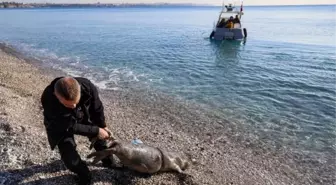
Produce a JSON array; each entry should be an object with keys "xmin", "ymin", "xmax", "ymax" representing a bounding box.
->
[{"xmin": 54, "ymin": 77, "xmax": 80, "ymax": 101}]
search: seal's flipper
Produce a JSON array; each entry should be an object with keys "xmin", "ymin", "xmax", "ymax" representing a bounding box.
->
[
  {"xmin": 131, "ymin": 163, "xmax": 150, "ymax": 173},
  {"xmin": 89, "ymin": 137, "xmax": 98, "ymax": 150},
  {"xmin": 87, "ymin": 151, "xmax": 105, "ymax": 164},
  {"xmin": 87, "ymin": 148, "xmax": 116, "ymax": 164}
]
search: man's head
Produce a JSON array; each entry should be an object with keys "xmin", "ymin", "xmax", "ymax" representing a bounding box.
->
[
  {"xmin": 235, "ymin": 15, "xmax": 239, "ymax": 19},
  {"xmin": 54, "ymin": 77, "xmax": 81, "ymax": 109}
]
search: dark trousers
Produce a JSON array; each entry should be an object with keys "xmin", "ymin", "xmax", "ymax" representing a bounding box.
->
[{"xmin": 57, "ymin": 135, "xmax": 111, "ymax": 181}]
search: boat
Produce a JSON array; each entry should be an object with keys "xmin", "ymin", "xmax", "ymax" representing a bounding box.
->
[{"xmin": 210, "ymin": 1, "xmax": 247, "ymax": 41}]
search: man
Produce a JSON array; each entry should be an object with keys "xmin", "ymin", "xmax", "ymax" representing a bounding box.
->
[
  {"xmin": 233, "ymin": 15, "xmax": 241, "ymax": 24},
  {"xmin": 41, "ymin": 76, "xmax": 113, "ymax": 185},
  {"xmin": 225, "ymin": 16, "xmax": 234, "ymax": 29}
]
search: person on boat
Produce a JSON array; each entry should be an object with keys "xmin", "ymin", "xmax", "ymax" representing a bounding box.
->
[
  {"xmin": 41, "ymin": 76, "xmax": 113, "ymax": 185},
  {"xmin": 233, "ymin": 15, "xmax": 241, "ymax": 24},
  {"xmin": 225, "ymin": 16, "xmax": 234, "ymax": 28},
  {"xmin": 217, "ymin": 18, "xmax": 226, "ymax": 28}
]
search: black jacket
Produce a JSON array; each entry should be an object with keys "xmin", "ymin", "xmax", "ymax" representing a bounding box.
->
[{"xmin": 41, "ymin": 77, "xmax": 106, "ymax": 150}]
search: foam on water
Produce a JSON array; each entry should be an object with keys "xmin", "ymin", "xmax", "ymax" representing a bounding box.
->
[{"xmin": 4, "ymin": 41, "xmax": 149, "ymax": 91}]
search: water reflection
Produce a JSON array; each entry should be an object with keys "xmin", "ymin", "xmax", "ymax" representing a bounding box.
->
[{"xmin": 209, "ymin": 39, "xmax": 246, "ymax": 68}]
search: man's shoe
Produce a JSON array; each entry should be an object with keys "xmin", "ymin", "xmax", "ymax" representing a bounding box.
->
[
  {"xmin": 78, "ymin": 179, "xmax": 92, "ymax": 185},
  {"xmin": 76, "ymin": 173, "xmax": 92, "ymax": 185},
  {"xmin": 102, "ymin": 156, "xmax": 115, "ymax": 168}
]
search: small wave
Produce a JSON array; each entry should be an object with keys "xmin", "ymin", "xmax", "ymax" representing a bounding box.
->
[
  {"xmin": 67, "ymin": 66, "xmax": 149, "ymax": 91},
  {"xmin": 7, "ymin": 43, "xmax": 149, "ymax": 91}
]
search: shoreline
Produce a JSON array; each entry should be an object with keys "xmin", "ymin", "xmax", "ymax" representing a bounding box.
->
[
  {"xmin": 1, "ymin": 3, "xmax": 334, "ymax": 9},
  {"xmin": 0, "ymin": 43, "xmax": 334, "ymax": 184}
]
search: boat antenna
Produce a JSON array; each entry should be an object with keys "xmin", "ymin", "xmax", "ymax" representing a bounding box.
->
[{"xmin": 239, "ymin": 0, "xmax": 244, "ymax": 19}]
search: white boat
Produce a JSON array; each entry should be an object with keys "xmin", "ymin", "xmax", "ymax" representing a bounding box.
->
[{"xmin": 210, "ymin": 1, "xmax": 247, "ymax": 40}]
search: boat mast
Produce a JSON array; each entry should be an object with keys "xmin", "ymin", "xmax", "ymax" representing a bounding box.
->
[
  {"xmin": 239, "ymin": 0, "xmax": 243, "ymax": 19},
  {"xmin": 216, "ymin": 0, "xmax": 225, "ymax": 26}
]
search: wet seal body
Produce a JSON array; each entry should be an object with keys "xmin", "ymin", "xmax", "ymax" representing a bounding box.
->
[{"xmin": 87, "ymin": 140, "xmax": 192, "ymax": 174}]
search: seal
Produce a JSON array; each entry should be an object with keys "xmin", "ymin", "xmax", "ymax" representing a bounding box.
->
[{"xmin": 87, "ymin": 140, "xmax": 192, "ymax": 174}]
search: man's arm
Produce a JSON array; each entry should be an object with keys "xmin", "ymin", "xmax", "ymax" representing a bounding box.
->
[
  {"xmin": 88, "ymin": 81, "xmax": 106, "ymax": 128},
  {"xmin": 41, "ymin": 87, "xmax": 100, "ymax": 138},
  {"xmin": 43, "ymin": 107, "xmax": 100, "ymax": 137}
]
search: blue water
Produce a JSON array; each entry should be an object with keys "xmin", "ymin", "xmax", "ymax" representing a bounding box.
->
[{"xmin": 0, "ymin": 6, "xmax": 335, "ymax": 159}]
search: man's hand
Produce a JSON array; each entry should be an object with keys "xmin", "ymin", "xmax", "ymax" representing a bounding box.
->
[
  {"xmin": 103, "ymin": 127, "xmax": 116, "ymax": 140},
  {"xmin": 98, "ymin": 128, "xmax": 110, "ymax": 140}
]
